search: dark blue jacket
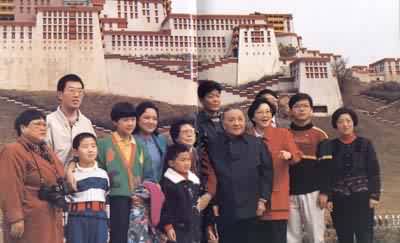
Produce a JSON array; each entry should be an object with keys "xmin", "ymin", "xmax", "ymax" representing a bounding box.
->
[{"xmin": 206, "ymin": 133, "xmax": 273, "ymax": 224}]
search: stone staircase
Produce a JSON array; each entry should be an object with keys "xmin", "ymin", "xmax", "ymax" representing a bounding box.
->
[
  {"xmin": 105, "ymin": 54, "xmax": 195, "ymax": 80},
  {"xmin": 197, "ymin": 57, "xmax": 238, "ymax": 72}
]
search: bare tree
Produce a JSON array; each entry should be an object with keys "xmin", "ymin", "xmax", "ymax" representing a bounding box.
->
[{"xmin": 331, "ymin": 57, "xmax": 354, "ymax": 93}]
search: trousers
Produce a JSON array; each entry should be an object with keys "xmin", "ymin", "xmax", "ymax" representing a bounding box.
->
[{"xmin": 287, "ymin": 191, "xmax": 325, "ymax": 243}]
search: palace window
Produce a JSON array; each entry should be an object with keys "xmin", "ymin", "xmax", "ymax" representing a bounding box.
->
[{"xmin": 305, "ymin": 61, "xmax": 328, "ymax": 79}]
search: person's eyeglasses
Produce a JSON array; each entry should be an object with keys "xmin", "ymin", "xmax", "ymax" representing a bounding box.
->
[
  {"xmin": 180, "ymin": 129, "xmax": 195, "ymax": 134},
  {"xmin": 292, "ymin": 104, "xmax": 311, "ymax": 109},
  {"xmin": 65, "ymin": 88, "xmax": 84, "ymax": 95},
  {"xmin": 255, "ymin": 110, "xmax": 272, "ymax": 115},
  {"xmin": 29, "ymin": 121, "xmax": 47, "ymax": 128}
]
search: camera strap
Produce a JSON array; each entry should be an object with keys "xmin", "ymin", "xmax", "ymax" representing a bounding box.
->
[{"xmin": 18, "ymin": 139, "xmax": 61, "ymax": 185}]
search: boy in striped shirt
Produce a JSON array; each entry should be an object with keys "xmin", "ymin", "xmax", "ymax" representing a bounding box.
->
[{"xmin": 66, "ymin": 132, "xmax": 109, "ymax": 243}]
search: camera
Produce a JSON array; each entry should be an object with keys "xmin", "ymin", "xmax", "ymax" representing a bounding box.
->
[{"xmin": 38, "ymin": 178, "xmax": 69, "ymax": 210}]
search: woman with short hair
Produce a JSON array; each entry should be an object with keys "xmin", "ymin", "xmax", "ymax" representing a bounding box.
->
[
  {"xmin": 247, "ymin": 98, "xmax": 301, "ymax": 243},
  {"xmin": 0, "ymin": 109, "xmax": 65, "ymax": 243},
  {"xmin": 134, "ymin": 101, "xmax": 168, "ymax": 182},
  {"xmin": 328, "ymin": 107, "xmax": 381, "ymax": 243}
]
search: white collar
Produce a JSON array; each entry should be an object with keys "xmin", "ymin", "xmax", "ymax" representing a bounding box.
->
[
  {"xmin": 56, "ymin": 106, "xmax": 82, "ymax": 124},
  {"xmin": 76, "ymin": 161, "xmax": 98, "ymax": 172},
  {"xmin": 271, "ymin": 116, "xmax": 277, "ymax": 128},
  {"xmin": 254, "ymin": 128, "xmax": 263, "ymax": 138},
  {"xmin": 164, "ymin": 168, "xmax": 200, "ymax": 185}
]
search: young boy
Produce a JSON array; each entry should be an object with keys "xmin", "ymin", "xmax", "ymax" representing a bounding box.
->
[
  {"xmin": 160, "ymin": 143, "xmax": 202, "ymax": 243},
  {"xmin": 286, "ymin": 93, "xmax": 331, "ymax": 243},
  {"xmin": 66, "ymin": 132, "xmax": 109, "ymax": 243},
  {"xmin": 96, "ymin": 102, "xmax": 153, "ymax": 243}
]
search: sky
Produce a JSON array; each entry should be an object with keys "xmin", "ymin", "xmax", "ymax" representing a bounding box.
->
[{"xmin": 172, "ymin": 0, "xmax": 400, "ymax": 66}]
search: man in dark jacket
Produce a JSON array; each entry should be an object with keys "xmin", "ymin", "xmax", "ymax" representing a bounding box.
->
[
  {"xmin": 195, "ymin": 80, "xmax": 224, "ymax": 151},
  {"xmin": 194, "ymin": 80, "xmax": 224, "ymax": 242},
  {"xmin": 203, "ymin": 108, "xmax": 274, "ymax": 243}
]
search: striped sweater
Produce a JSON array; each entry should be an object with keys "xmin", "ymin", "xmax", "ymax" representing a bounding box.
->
[{"xmin": 67, "ymin": 162, "xmax": 109, "ymax": 203}]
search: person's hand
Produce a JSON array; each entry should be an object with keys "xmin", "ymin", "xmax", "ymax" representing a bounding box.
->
[
  {"xmin": 256, "ymin": 200, "xmax": 266, "ymax": 216},
  {"xmin": 166, "ymin": 228, "xmax": 177, "ymax": 242},
  {"xmin": 131, "ymin": 195, "xmax": 144, "ymax": 207},
  {"xmin": 66, "ymin": 162, "xmax": 77, "ymax": 191},
  {"xmin": 317, "ymin": 193, "xmax": 328, "ymax": 209},
  {"xmin": 278, "ymin": 150, "xmax": 292, "ymax": 160},
  {"xmin": 207, "ymin": 225, "xmax": 218, "ymax": 242},
  {"xmin": 196, "ymin": 193, "xmax": 212, "ymax": 212},
  {"xmin": 159, "ymin": 233, "xmax": 169, "ymax": 243},
  {"xmin": 10, "ymin": 220, "xmax": 24, "ymax": 238},
  {"xmin": 370, "ymin": 199, "xmax": 379, "ymax": 209}
]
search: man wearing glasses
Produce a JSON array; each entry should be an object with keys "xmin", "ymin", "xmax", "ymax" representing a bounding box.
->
[{"xmin": 46, "ymin": 74, "xmax": 96, "ymax": 165}]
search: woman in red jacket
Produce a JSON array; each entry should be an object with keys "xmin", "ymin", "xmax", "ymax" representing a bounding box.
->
[{"xmin": 248, "ymin": 98, "xmax": 302, "ymax": 243}]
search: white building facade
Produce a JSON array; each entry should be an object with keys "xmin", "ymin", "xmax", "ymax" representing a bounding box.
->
[{"xmin": 0, "ymin": 0, "xmax": 343, "ymax": 113}]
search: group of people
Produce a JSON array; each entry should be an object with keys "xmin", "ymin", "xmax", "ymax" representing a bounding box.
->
[{"xmin": 0, "ymin": 74, "xmax": 381, "ymax": 243}]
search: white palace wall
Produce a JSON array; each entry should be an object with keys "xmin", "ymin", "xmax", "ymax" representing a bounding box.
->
[
  {"xmin": 0, "ymin": 8, "xmax": 108, "ymax": 92},
  {"xmin": 105, "ymin": 58, "xmax": 198, "ymax": 106},
  {"xmin": 237, "ymin": 25, "xmax": 280, "ymax": 85},
  {"xmin": 198, "ymin": 62, "xmax": 238, "ymax": 86}
]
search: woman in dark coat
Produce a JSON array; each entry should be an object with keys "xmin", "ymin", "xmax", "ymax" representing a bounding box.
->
[
  {"xmin": 0, "ymin": 109, "xmax": 65, "ymax": 243},
  {"xmin": 327, "ymin": 107, "xmax": 381, "ymax": 243}
]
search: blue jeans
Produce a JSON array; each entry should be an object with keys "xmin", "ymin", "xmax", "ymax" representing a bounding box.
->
[{"xmin": 66, "ymin": 209, "xmax": 108, "ymax": 243}]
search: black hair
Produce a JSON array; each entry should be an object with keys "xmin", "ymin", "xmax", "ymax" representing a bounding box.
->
[
  {"xmin": 72, "ymin": 132, "xmax": 97, "ymax": 150},
  {"xmin": 164, "ymin": 143, "xmax": 191, "ymax": 164},
  {"xmin": 288, "ymin": 93, "xmax": 314, "ymax": 109},
  {"xmin": 14, "ymin": 109, "xmax": 46, "ymax": 136},
  {"xmin": 197, "ymin": 80, "xmax": 222, "ymax": 99},
  {"xmin": 169, "ymin": 117, "xmax": 195, "ymax": 144},
  {"xmin": 247, "ymin": 98, "xmax": 277, "ymax": 126},
  {"xmin": 134, "ymin": 101, "xmax": 159, "ymax": 134},
  {"xmin": 221, "ymin": 107, "xmax": 244, "ymax": 121},
  {"xmin": 110, "ymin": 102, "xmax": 137, "ymax": 122},
  {"xmin": 57, "ymin": 74, "xmax": 84, "ymax": 92},
  {"xmin": 331, "ymin": 107, "xmax": 359, "ymax": 129},
  {"xmin": 255, "ymin": 89, "xmax": 278, "ymax": 100}
]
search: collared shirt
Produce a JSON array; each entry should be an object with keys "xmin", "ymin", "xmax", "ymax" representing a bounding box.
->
[
  {"xmin": 112, "ymin": 132, "xmax": 135, "ymax": 162},
  {"xmin": 253, "ymin": 128, "xmax": 263, "ymax": 138},
  {"xmin": 271, "ymin": 117, "xmax": 277, "ymax": 128},
  {"xmin": 46, "ymin": 106, "xmax": 96, "ymax": 164}
]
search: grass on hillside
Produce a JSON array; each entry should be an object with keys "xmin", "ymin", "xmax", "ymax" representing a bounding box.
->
[{"xmin": 361, "ymin": 81, "xmax": 400, "ymax": 102}]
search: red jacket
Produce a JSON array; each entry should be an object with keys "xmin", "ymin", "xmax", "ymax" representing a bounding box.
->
[{"xmin": 258, "ymin": 126, "xmax": 302, "ymax": 220}]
